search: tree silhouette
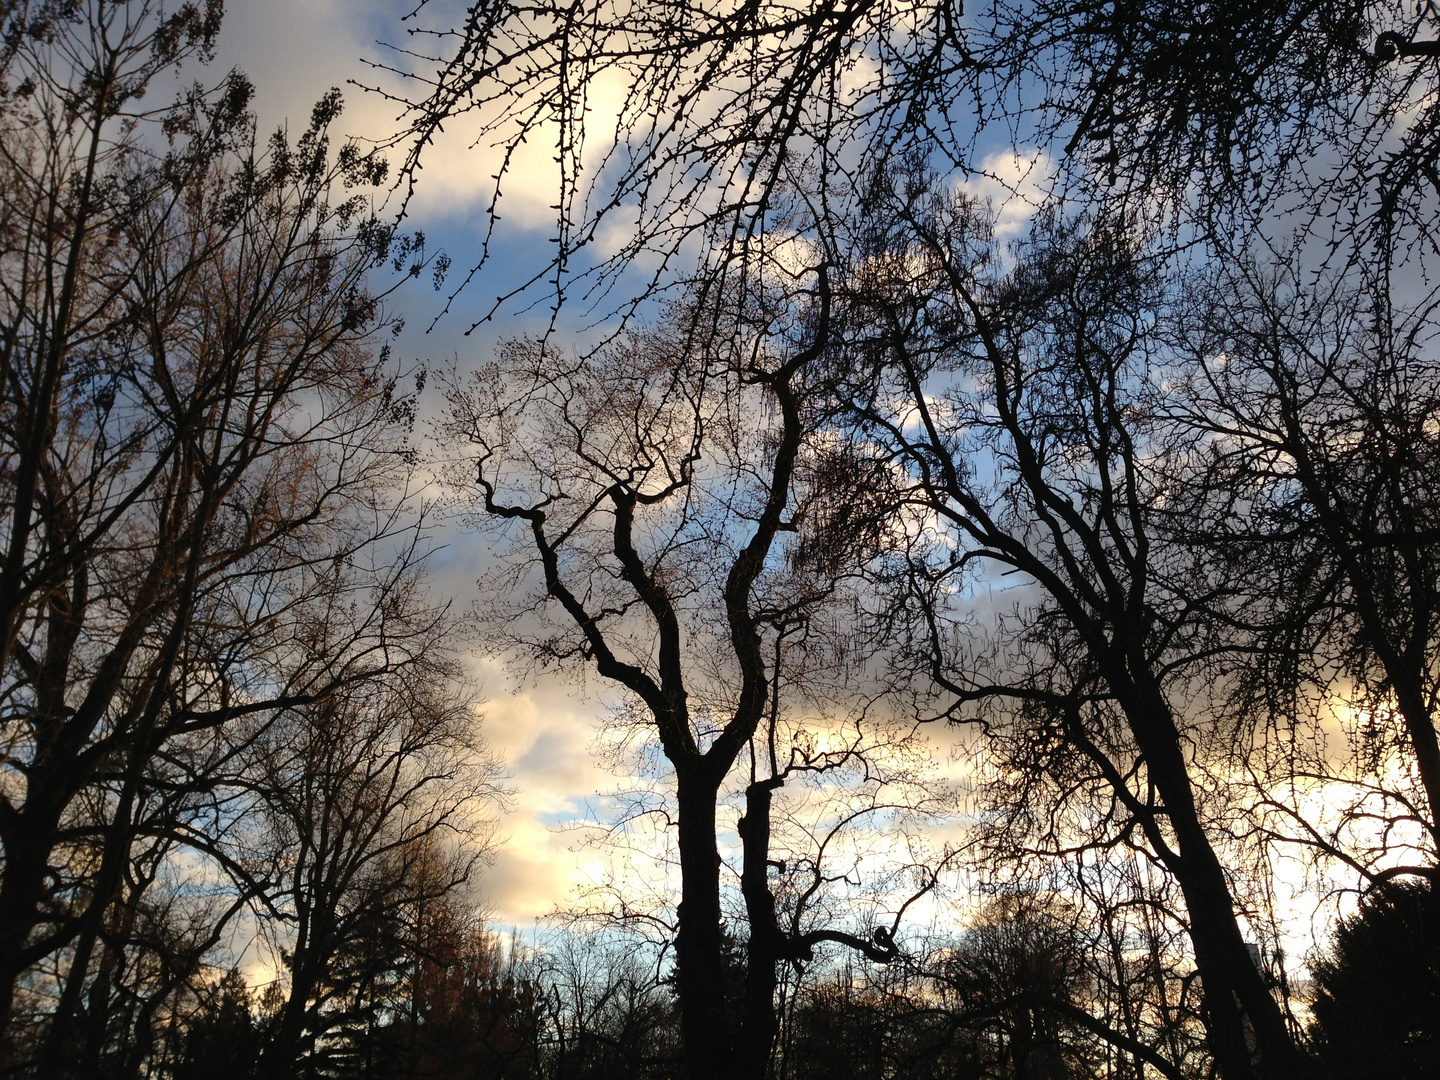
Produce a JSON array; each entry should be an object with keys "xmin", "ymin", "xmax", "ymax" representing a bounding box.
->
[{"xmin": 1308, "ymin": 878, "xmax": 1440, "ymax": 1080}]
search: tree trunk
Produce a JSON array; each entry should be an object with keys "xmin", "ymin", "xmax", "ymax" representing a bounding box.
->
[
  {"xmin": 0, "ymin": 798, "xmax": 67, "ymax": 1048},
  {"xmin": 260, "ymin": 922, "xmax": 321, "ymax": 1080},
  {"xmin": 1385, "ymin": 671, "xmax": 1440, "ymax": 843},
  {"xmin": 674, "ymin": 769, "xmax": 729, "ymax": 1080},
  {"xmin": 1122, "ymin": 682, "xmax": 1307, "ymax": 1080},
  {"xmin": 736, "ymin": 778, "xmax": 783, "ymax": 1080},
  {"xmin": 37, "ymin": 782, "xmax": 145, "ymax": 1075}
]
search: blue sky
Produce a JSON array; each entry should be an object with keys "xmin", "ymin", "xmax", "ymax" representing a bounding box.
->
[
  {"xmin": 194, "ymin": 4, "xmax": 1353, "ymax": 968},
  {"xmin": 190, "ymin": 0, "xmax": 643, "ymax": 924},
  {"xmin": 190, "ymin": 3, "xmax": 1166, "ymax": 942}
]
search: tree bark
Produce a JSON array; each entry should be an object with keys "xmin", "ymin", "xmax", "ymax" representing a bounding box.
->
[
  {"xmin": 736, "ymin": 778, "xmax": 783, "ymax": 1080},
  {"xmin": 674, "ymin": 769, "xmax": 729, "ymax": 1080},
  {"xmin": 1117, "ymin": 677, "xmax": 1307, "ymax": 1080}
]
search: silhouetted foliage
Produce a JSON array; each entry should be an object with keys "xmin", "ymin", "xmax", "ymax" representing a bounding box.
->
[
  {"xmin": 1307, "ymin": 878, "xmax": 1440, "ymax": 1080},
  {"xmin": 0, "ymin": 4, "xmax": 498, "ymax": 1077},
  {"xmin": 172, "ymin": 972, "xmax": 264, "ymax": 1080},
  {"xmin": 7, "ymin": 1, "xmax": 1440, "ymax": 1078}
]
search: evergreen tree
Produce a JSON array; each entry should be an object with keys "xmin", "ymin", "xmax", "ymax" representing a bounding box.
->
[{"xmin": 1308, "ymin": 878, "xmax": 1440, "ymax": 1080}]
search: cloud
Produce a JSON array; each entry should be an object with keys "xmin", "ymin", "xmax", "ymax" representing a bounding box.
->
[
  {"xmin": 201, "ymin": 1, "xmax": 384, "ymax": 137},
  {"xmin": 194, "ymin": 2, "xmax": 583, "ymax": 235},
  {"xmin": 195, "ymin": 4, "xmax": 978, "ymax": 938},
  {"xmin": 470, "ymin": 666, "xmax": 638, "ymax": 923},
  {"xmin": 957, "ymin": 148, "xmax": 1056, "ymax": 235}
]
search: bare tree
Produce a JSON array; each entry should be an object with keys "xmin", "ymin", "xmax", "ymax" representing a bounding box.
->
[
  {"xmin": 374, "ymin": 4, "xmax": 1440, "ymax": 1079},
  {"xmin": 1170, "ymin": 254, "xmax": 1440, "ymax": 877},
  {"xmin": 0, "ymin": 2, "xmax": 464, "ymax": 1068},
  {"xmin": 248, "ymin": 639, "xmax": 499, "ymax": 1080},
  {"xmin": 826, "ymin": 181, "xmax": 1310, "ymax": 1078},
  {"xmin": 437, "ymin": 265, "xmax": 939, "ymax": 1078}
]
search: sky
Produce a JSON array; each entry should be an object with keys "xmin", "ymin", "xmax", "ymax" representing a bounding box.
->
[
  {"xmin": 190, "ymin": 3, "xmax": 1373, "ymax": 969},
  {"xmin": 193, "ymin": 1, "xmax": 969, "ymax": 936},
  {"xmin": 191, "ymin": 0, "xmax": 648, "ymax": 927}
]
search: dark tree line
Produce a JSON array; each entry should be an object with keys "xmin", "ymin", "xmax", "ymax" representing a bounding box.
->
[{"xmin": 41, "ymin": 867, "xmax": 1417, "ymax": 1080}]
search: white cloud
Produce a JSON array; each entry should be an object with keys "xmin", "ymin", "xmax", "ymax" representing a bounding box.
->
[
  {"xmin": 470, "ymin": 664, "xmax": 642, "ymax": 923},
  {"xmin": 193, "ymin": 2, "xmax": 587, "ymax": 233},
  {"xmin": 956, "ymin": 148, "xmax": 1056, "ymax": 235}
]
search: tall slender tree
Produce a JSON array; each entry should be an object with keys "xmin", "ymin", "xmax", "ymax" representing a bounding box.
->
[{"xmin": 826, "ymin": 188, "xmax": 1310, "ymax": 1077}]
